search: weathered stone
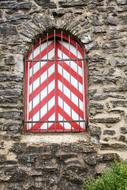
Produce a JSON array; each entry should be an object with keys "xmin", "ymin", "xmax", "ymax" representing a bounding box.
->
[
  {"xmin": 11, "ymin": 143, "xmax": 26, "ymax": 154},
  {"xmin": 0, "ymin": 155, "xmax": 6, "ymax": 163},
  {"xmin": 90, "ymin": 116, "xmax": 121, "ymax": 123},
  {"xmin": 71, "ymin": 143, "xmax": 96, "ymax": 153},
  {"xmin": 0, "ymin": 65, "xmax": 10, "ymax": 71},
  {"xmin": 89, "ymin": 125, "xmax": 101, "ymax": 137},
  {"xmin": 34, "ymin": 0, "xmax": 56, "ymax": 8},
  {"xmin": 0, "ymin": 0, "xmax": 127, "ymax": 189},
  {"xmin": 103, "ymin": 130, "xmax": 116, "ymax": 136},
  {"xmin": 107, "ymin": 14, "xmax": 119, "ymax": 25},
  {"xmin": 116, "ymin": 0, "xmax": 127, "ymax": 5},
  {"xmin": 101, "ymin": 143, "xmax": 127, "ymax": 150},
  {"xmin": 97, "ymin": 153, "xmax": 120, "ymax": 162},
  {"xmin": 59, "ymin": 0, "xmax": 87, "ymax": 7},
  {"xmin": 0, "ymin": 24, "xmax": 17, "ymax": 37},
  {"xmin": 56, "ymin": 152, "xmax": 77, "ymax": 160},
  {"xmin": 0, "ymin": 1, "xmax": 32, "ymax": 10},
  {"xmin": 0, "ymin": 73, "xmax": 22, "ymax": 82},
  {"xmin": 0, "ymin": 111, "xmax": 21, "ymax": 120},
  {"xmin": 84, "ymin": 154, "xmax": 97, "ymax": 166},
  {"xmin": 90, "ymin": 102, "xmax": 104, "ymax": 109},
  {"xmin": 111, "ymin": 100, "xmax": 127, "ymax": 108},
  {"xmin": 7, "ymin": 14, "xmax": 31, "ymax": 24},
  {"xmin": 9, "ymin": 2, "xmax": 32, "ymax": 10},
  {"xmin": 120, "ymin": 127, "xmax": 127, "ymax": 134},
  {"xmin": 0, "ymin": 90, "xmax": 21, "ymax": 97},
  {"xmin": 9, "ymin": 169, "xmax": 28, "ymax": 182},
  {"xmin": 2, "ymin": 122, "xmax": 21, "ymax": 133},
  {"xmin": 119, "ymin": 135, "xmax": 126, "ymax": 142}
]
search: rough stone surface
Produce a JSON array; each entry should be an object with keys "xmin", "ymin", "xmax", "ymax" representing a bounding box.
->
[{"xmin": 0, "ymin": 0, "xmax": 127, "ymax": 189}]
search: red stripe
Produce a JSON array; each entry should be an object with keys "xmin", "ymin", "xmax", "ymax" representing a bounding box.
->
[
  {"xmin": 58, "ymin": 60, "xmax": 83, "ymax": 84},
  {"xmin": 58, "ymin": 106, "xmax": 83, "ymax": 130},
  {"xmin": 29, "ymin": 59, "xmax": 54, "ymax": 85},
  {"xmin": 58, "ymin": 89, "xmax": 84, "ymax": 119},
  {"xmin": 31, "ymin": 106, "xmax": 55, "ymax": 130},
  {"xmin": 48, "ymin": 123, "xmax": 64, "ymax": 131},
  {"xmin": 29, "ymin": 73, "xmax": 54, "ymax": 101},
  {"xmin": 57, "ymin": 41, "xmax": 82, "ymax": 68},
  {"xmin": 58, "ymin": 73, "xmax": 83, "ymax": 101},
  {"xmin": 29, "ymin": 89, "xmax": 55, "ymax": 119},
  {"xmin": 29, "ymin": 42, "xmax": 54, "ymax": 68}
]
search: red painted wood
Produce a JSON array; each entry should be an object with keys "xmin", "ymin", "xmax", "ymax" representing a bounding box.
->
[{"xmin": 24, "ymin": 32, "xmax": 87, "ymax": 132}]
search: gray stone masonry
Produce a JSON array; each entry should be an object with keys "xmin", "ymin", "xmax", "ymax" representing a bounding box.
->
[{"xmin": 0, "ymin": 0, "xmax": 127, "ymax": 189}]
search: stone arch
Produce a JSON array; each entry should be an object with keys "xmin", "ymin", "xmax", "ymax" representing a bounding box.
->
[
  {"xmin": 18, "ymin": 12, "xmax": 94, "ymax": 54},
  {"xmin": 15, "ymin": 11, "xmax": 100, "ymax": 142}
]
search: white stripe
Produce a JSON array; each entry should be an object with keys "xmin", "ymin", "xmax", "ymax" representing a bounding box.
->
[
  {"xmin": 58, "ymin": 64, "xmax": 83, "ymax": 93},
  {"xmin": 29, "ymin": 41, "xmax": 52, "ymax": 60},
  {"xmin": 40, "ymin": 96, "xmax": 55, "ymax": 118},
  {"xmin": 29, "ymin": 80, "xmax": 55, "ymax": 111},
  {"xmin": 58, "ymin": 114, "xmax": 71, "ymax": 129},
  {"xmin": 40, "ymin": 113, "xmax": 55, "ymax": 130},
  {"xmin": 48, "ymin": 113, "xmax": 55, "ymax": 121},
  {"xmin": 30, "ymin": 96, "xmax": 55, "ymax": 124},
  {"xmin": 29, "ymin": 64, "xmax": 55, "ymax": 94},
  {"xmin": 29, "ymin": 49, "xmax": 55, "ymax": 77},
  {"xmin": 58, "ymin": 49, "xmax": 83, "ymax": 76},
  {"xmin": 58, "ymin": 81, "xmax": 83, "ymax": 111},
  {"xmin": 59, "ymin": 41, "xmax": 82, "ymax": 59},
  {"xmin": 58, "ymin": 96, "xmax": 83, "ymax": 121}
]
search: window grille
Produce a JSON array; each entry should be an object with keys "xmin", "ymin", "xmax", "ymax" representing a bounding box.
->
[{"xmin": 24, "ymin": 30, "xmax": 87, "ymax": 132}]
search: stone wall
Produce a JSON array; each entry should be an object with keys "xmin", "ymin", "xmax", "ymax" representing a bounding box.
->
[{"xmin": 0, "ymin": 0, "xmax": 127, "ymax": 189}]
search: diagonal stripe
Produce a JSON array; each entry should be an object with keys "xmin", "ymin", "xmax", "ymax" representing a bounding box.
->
[
  {"xmin": 29, "ymin": 41, "xmax": 52, "ymax": 60},
  {"xmin": 58, "ymin": 113, "xmax": 71, "ymax": 130},
  {"xmin": 59, "ymin": 41, "xmax": 82, "ymax": 59},
  {"xmin": 58, "ymin": 89, "xmax": 84, "ymax": 119},
  {"xmin": 58, "ymin": 106, "xmax": 83, "ymax": 130},
  {"xmin": 58, "ymin": 73, "xmax": 83, "ymax": 101},
  {"xmin": 29, "ymin": 58, "xmax": 54, "ymax": 85},
  {"xmin": 58, "ymin": 60, "xmax": 83, "ymax": 84},
  {"xmin": 29, "ymin": 89, "xmax": 55, "ymax": 119},
  {"xmin": 57, "ymin": 41, "xmax": 82, "ymax": 68},
  {"xmin": 31, "ymin": 106, "xmax": 55, "ymax": 130},
  {"xmin": 48, "ymin": 123, "xmax": 64, "ymax": 131},
  {"xmin": 29, "ymin": 73, "xmax": 54, "ymax": 101},
  {"xmin": 58, "ymin": 49, "xmax": 83, "ymax": 77},
  {"xmin": 29, "ymin": 42, "xmax": 54, "ymax": 68}
]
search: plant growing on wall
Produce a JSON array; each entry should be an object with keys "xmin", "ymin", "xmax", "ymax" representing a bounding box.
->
[{"xmin": 83, "ymin": 161, "xmax": 127, "ymax": 190}]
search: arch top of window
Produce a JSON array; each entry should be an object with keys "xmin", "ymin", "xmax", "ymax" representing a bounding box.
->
[{"xmin": 26, "ymin": 29, "xmax": 85, "ymax": 60}]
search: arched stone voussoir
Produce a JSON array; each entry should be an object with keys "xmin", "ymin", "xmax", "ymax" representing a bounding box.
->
[
  {"xmin": 18, "ymin": 12, "xmax": 95, "ymax": 54},
  {"xmin": 19, "ymin": 13, "xmax": 56, "ymax": 46}
]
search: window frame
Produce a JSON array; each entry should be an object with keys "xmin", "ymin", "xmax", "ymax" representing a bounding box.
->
[{"xmin": 23, "ymin": 30, "xmax": 88, "ymax": 133}]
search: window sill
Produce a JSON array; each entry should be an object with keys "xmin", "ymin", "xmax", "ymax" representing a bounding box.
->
[{"xmin": 21, "ymin": 132, "xmax": 89, "ymax": 144}]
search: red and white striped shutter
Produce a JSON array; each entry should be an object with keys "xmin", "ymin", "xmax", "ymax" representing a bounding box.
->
[{"xmin": 25, "ymin": 33, "xmax": 87, "ymax": 132}]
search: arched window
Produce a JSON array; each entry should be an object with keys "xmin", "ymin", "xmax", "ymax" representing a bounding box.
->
[{"xmin": 24, "ymin": 30, "xmax": 87, "ymax": 132}]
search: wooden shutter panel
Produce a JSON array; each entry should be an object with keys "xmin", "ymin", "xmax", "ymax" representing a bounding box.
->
[{"xmin": 24, "ymin": 32, "xmax": 87, "ymax": 132}]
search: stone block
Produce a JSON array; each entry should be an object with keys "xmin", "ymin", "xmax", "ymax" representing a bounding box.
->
[
  {"xmin": 0, "ymin": 24, "xmax": 17, "ymax": 37},
  {"xmin": 103, "ymin": 130, "xmax": 116, "ymax": 136},
  {"xmin": 34, "ymin": 0, "xmax": 56, "ymax": 8},
  {"xmin": 90, "ymin": 116, "xmax": 121, "ymax": 124}
]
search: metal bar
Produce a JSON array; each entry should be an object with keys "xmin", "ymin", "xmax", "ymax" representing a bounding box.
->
[
  {"xmin": 54, "ymin": 29, "xmax": 57, "ymax": 131},
  {"xmin": 76, "ymin": 42, "xmax": 80, "ymax": 131},
  {"xmin": 26, "ymin": 58, "xmax": 86, "ymax": 62},
  {"xmin": 39, "ymin": 38, "xmax": 42, "ymax": 122},
  {"xmin": 46, "ymin": 32, "xmax": 49, "ymax": 131},
  {"xmin": 25, "ymin": 120, "xmax": 86, "ymax": 123},
  {"xmin": 61, "ymin": 31, "xmax": 64, "ymax": 131},
  {"xmin": 68, "ymin": 34, "xmax": 72, "ymax": 132},
  {"xmin": 31, "ymin": 43, "xmax": 34, "ymax": 129}
]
